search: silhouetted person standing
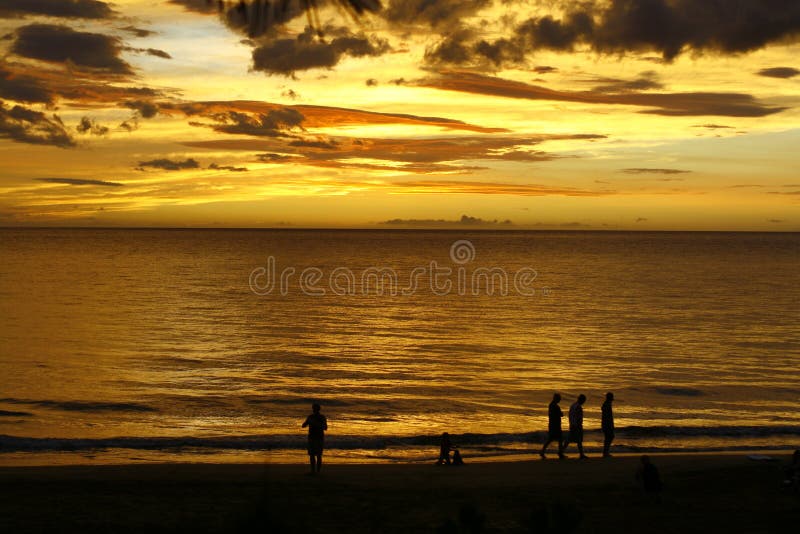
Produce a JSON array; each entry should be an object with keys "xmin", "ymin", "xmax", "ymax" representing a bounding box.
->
[
  {"xmin": 564, "ymin": 394, "xmax": 588, "ymax": 459},
  {"xmin": 302, "ymin": 403, "xmax": 327, "ymax": 474},
  {"xmin": 601, "ymin": 392, "xmax": 615, "ymax": 458},
  {"xmin": 540, "ymin": 393, "xmax": 565, "ymax": 459},
  {"xmin": 437, "ymin": 432, "xmax": 453, "ymax": 465}
]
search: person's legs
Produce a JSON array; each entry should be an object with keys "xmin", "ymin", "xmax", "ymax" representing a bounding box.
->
[
  {"xmin": 577, "ymin": 440, "xmax": 587, "ymax": 458},
  {"xmin": 316, "ymin": 453, "xmax": 322, "ymax": 473},
  {"xmin": 308, "ymin": 454, "xmax": 315, "ymax": 474},
  {"xmin": 540, "ymin": 438, "xmax": 552, "ymax": 457},
  {"xmin": 603, "ymin": 431, "xmax": 614, "ymax": 457}
]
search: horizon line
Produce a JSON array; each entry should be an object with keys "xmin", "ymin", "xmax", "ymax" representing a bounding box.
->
[{"xmin": 1, "ymin": 226, "xmax": 798, "ymax": 233}]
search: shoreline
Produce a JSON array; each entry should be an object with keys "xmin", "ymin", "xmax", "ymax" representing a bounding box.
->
[{"xmin": 1, "ymin": 448, "xmax": 797, "ymax": 468}]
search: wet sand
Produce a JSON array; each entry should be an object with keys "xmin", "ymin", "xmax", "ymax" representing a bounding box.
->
[{"xmin": 0, "ymin": 453, "xmax": 797, "ymax": 533}]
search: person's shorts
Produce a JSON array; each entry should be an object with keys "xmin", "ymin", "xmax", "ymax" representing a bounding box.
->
[
  {"xmin": 568, "ymin": 428, "xmax": 583, "ymax": 443},
  {"xmin": 548, "ymin": 428, "xmax": 563, "ymax": 441},
  {"xmin": 308, "ymin": 437, "xmax": 324, "ymax": 456}
]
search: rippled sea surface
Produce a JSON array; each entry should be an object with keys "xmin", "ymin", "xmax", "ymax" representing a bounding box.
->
[{"xmin": 1, "ymin": 229, "xmax": 798, "ymax": 464}]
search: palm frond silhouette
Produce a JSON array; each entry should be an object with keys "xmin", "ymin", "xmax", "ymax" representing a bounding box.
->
[{"xmin": 204, "ymin": 0, "xmax": 382, "ymax": 38}]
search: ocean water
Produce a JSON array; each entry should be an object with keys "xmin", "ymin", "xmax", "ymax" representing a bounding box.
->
[{"xmin": 0, "ymin": 229, "xmax": 798, "ymax": 465}]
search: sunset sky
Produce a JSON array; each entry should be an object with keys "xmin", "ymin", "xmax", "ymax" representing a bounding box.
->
[{"xmin": 0, "ymin": 0, "xmax": 798, "ymax": 230}]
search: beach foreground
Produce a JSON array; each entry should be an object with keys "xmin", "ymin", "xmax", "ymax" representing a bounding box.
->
[{"xmin": 1, "ymin": 454, "xmax": 796, "ymax": 533}]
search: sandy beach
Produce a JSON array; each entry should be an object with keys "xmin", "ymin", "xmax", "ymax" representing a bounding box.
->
[{"xmin": 0, "ymin": 453, "xmax": 796, "ymax": 533}]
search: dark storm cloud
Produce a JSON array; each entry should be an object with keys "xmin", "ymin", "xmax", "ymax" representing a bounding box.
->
[
  {"xmin": 288, "ymin": 137, "xmax": 339, "ymax": 149},
  {"xmin": 11, "ymin": 24, "xmax": 133, "ymax": 74},
  {"xmin": 147, "ymin": 48, "xmax": 172, "ymax": 59},
  {"xmin": 119, "ymin": 25, "xmax": 155, "ymax": 38},
  {"xmin": 199, "ymin": 107, "xmax": 305, "ymax": 136},
  {"xmin": 35, "ymin": 177, "xmax": 122, "ymax": 187},
  {"xmin": 512, "ymin": 0, "xmax": 800, "ymax": 61},
  {"xmin": 257, "ymin": 152, "xmax": 293, "ymax": 162},
  {"xmin": 757, "ymin": 67, "xmax": 800, "ymax": 78},
  {"xmin": 0, "ymin": 0, "xmax": 114, "ymax": 19},
  {"xmin": 208, "ymin": 163, "xmax": 248, "ymax": 172},
  {"xmin": 420, "ymin": 71, "xmax": 787, "ymax": 117},
  {"xmin": 76, "ymin": 117, "xmax": 109, "ymax": 136},
  {"xmin": 131, "ymin": 48, "xmax": 172, "ymax": 59},
  {"xmin": 0, "ymin": 101, "xmax": 74, "ymax": 147},
  {"xmin": 1, "ymin": 60, "xmax": 171, "ymax": 112},
  {"xmin": 427, "ymin": 0, "xmax": 800, "ymax": 68},
  {"xmin": 137, "ymin": 158, "xmax": 200, "ymax": 171},
  {"xmin": 123, "ymin": 100, "xmax": 160, "ymax": 119},
  {"xmin": 251, "ymin": 26, "xmax": 390, "ymax": 75},
  {"xmin": 0, "ymin": 64, "xmax": 54, "ymax": 104}
]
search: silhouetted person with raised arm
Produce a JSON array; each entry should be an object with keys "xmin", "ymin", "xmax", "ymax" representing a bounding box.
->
[
  {"xmin": 437, "ymin": 432, "xmax": 453, "ymax": 465},
  {"xmin": 540, "ymin": 393, "xmax": 565, "ymax": 459},
  {"xmin": 601, "ymin": 392, "xmax": 615, "ymax": 458},
  {"xmin": 302, "ymin": 403, "xmax": 327, "ymax": 474},
  {"xmin": 564, "ymin": 394, "xmax": 588, "ymax": 459}
]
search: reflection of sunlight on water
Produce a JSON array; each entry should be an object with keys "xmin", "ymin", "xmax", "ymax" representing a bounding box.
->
[{"xmin": 1, "ymin": 230, "xmax": 799, "ymax": 462}]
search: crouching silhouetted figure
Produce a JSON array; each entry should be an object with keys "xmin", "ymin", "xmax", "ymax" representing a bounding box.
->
[
  {"xmin": 437, "ymin": 432, "xmax": 453, "ymax": 465},
  {"xmin": 637, "ymin": 455, "xmax": 663, "ymax": 503},
  {"xmin": 452, "ymin": 449, "xmax": 464, "ymax": 465}
]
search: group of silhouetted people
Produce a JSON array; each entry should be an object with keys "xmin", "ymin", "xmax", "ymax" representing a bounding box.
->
[
  {"xmin": 302, "ymin": 397, "xmax": 670, "ymax": 499},
  {"xmin": 540, "ymin": 392, "xmax": 615, "ymax": 460},
  {"xmin": 300, "ymin": 392, "xmax": 615, "ymax": 475}
]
